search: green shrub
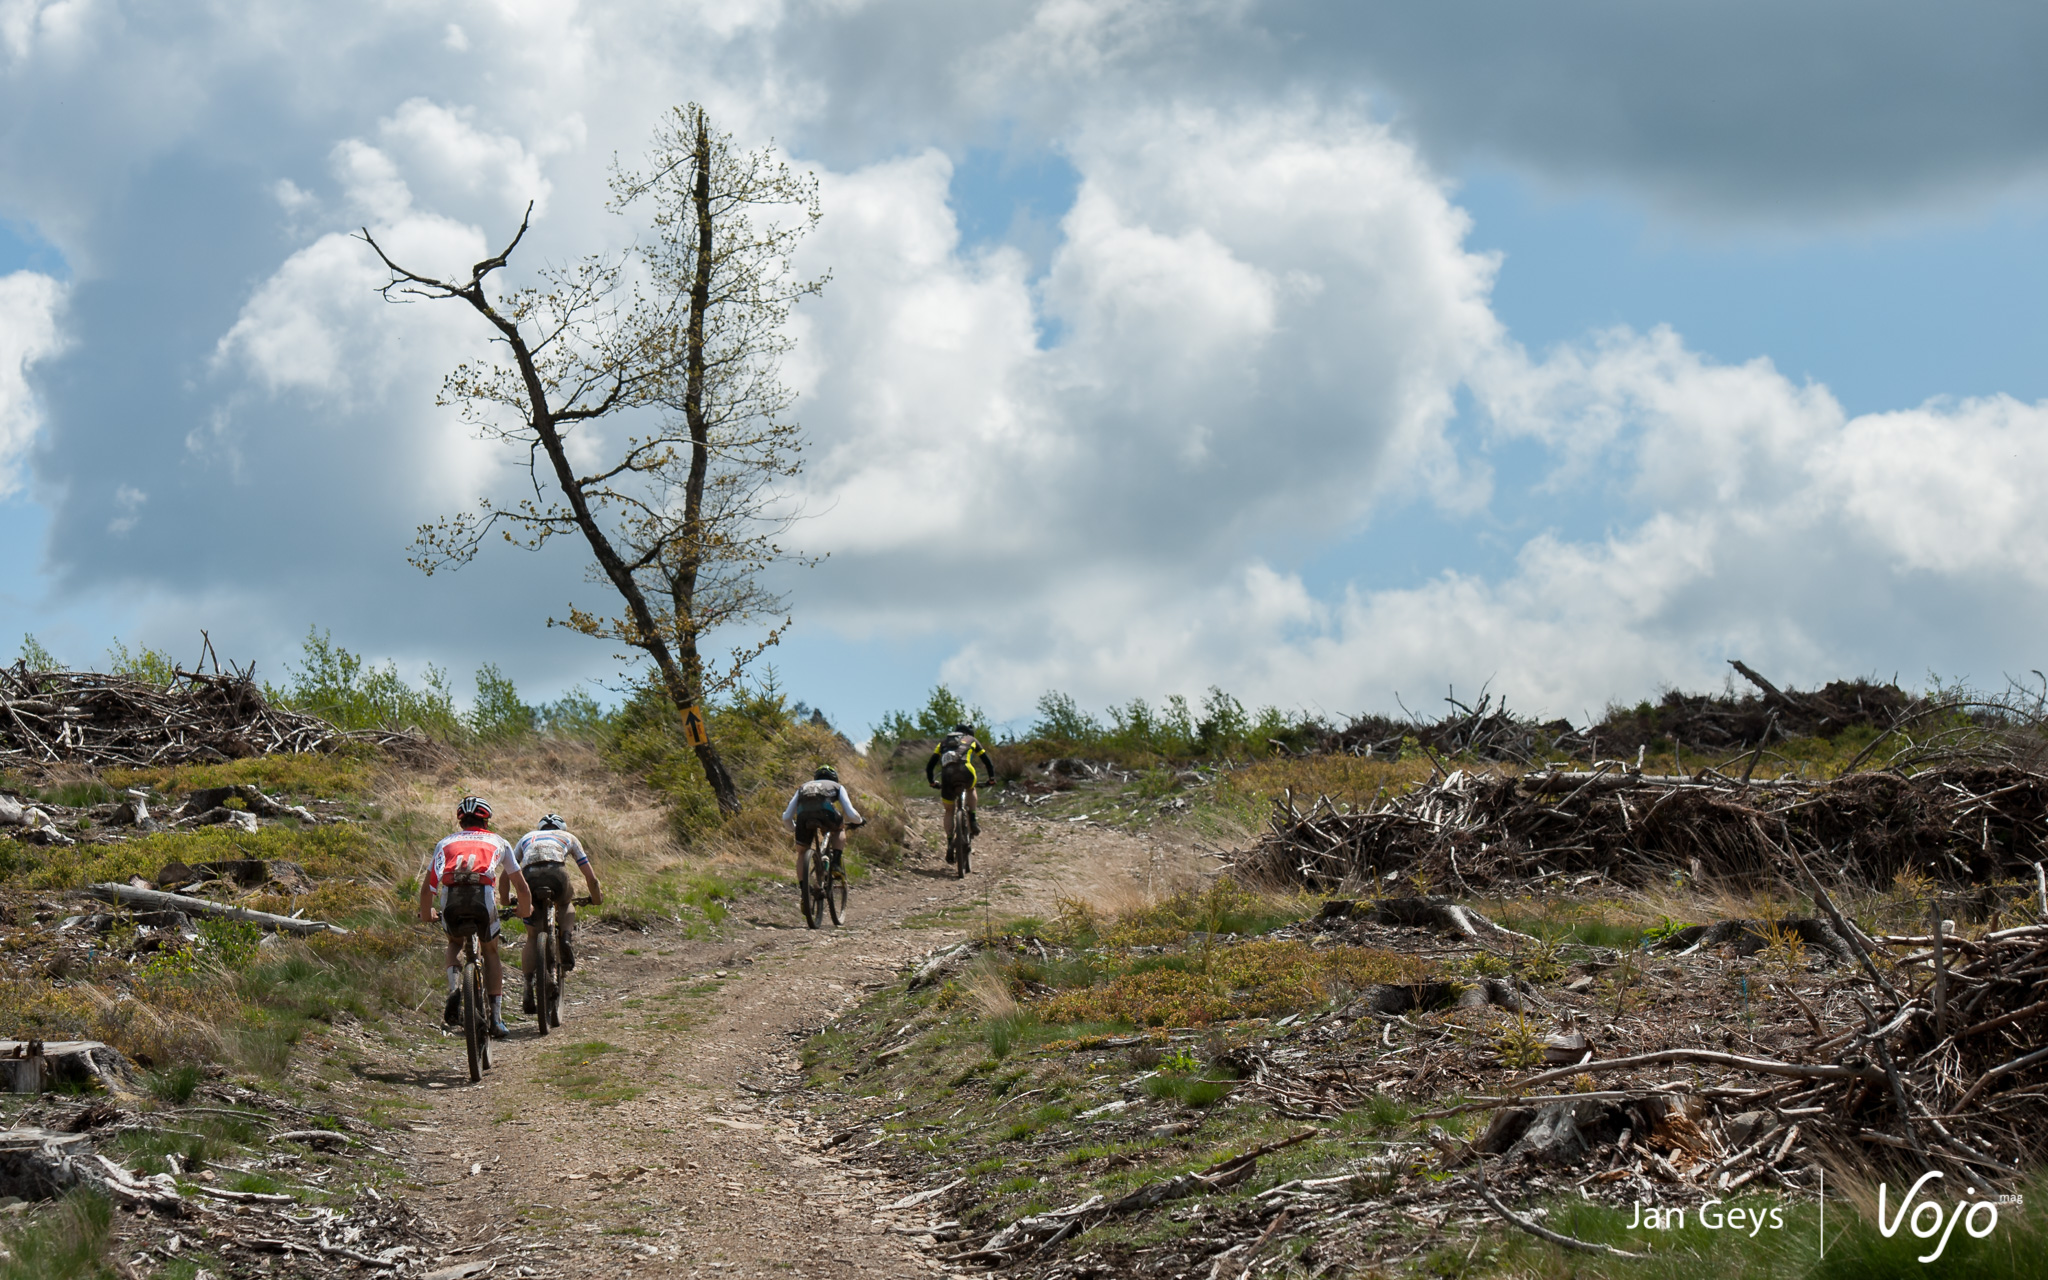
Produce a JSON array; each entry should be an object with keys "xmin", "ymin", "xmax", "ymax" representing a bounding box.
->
[
  {"xmin": 267, "ymin": 627, "xmax": 460, "ymax": 737},
  {"xmin": 466, "ymin": 662, "xmax": 537, "ymax": 741}
]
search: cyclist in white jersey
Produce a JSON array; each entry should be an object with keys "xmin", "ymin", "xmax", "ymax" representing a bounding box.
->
[{"xmin": 511, "ymin": 814, "xmax": 604, "ymax": 1016}]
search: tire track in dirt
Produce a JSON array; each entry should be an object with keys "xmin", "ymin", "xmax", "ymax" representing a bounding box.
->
[{"xmin": 365, "ymin": 800, "xmax": 1210, "ymax": 1279}]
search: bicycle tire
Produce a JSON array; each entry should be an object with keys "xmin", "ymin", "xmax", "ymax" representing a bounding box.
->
[
  {"xmin": 535, "ymin": 927, "xmax": 554, "ymax": 1038},
  {"xmin": 476, "ymin": 966, "xmax": 493, "ymax": 1070},
  {"xmin": 826, "ymin": 852, "xmax": 846, "ymax": 926},
  {"xmin": 548, "ymin": 919, "xmax": 564, "ymax": 1029},
  {"xmin": 461, "ymin": 961, "xmax": 482, "ymax": 1083},
  {"xmin": 800, "ymin": 846, "xmax": 820, "ymax": 929},
  {"xmin": 951, "ymin": 820, "xmax": 971, "ymax": 878}
]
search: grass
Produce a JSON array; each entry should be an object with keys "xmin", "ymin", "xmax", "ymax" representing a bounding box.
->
[
  {"xmin": 104, "ymin": 749, "xmax": 379, "ymax": 801},
  {"xmin": 0, "ymin": 1188, "xmax": 115, "ymax": 1280},
  {"xmin": 146, "ymin": 1064, "xmax": 203, "ymax": 1104},
  {"xmin": 1030, "ymin": 938, "xmax": 1434, "ymax": 1028},
  {"xmin": 548, "ymin": 1039, "xmax": 641, "ymax": 1104},
  {"xmin": 1142, "ymin": 1071, "xmax": 1234, "ymax": 1107}
]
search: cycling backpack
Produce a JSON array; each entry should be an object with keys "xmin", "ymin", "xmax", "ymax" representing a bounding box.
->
[
  {"xmin": 795, "ymin": 779, "xmax": 841, "ymax": 815},
  {"xmin": 938, "ymin": 748, "xmax": 972, "ymax": 789},
  {"xmin": 441, "ymin": 867, "xmax": 490, "ymax": 929}
]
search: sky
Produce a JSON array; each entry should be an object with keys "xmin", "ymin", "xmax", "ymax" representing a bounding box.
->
[{"xmin": 3, "ymin": 1, "xmax": 2048, "ymax": 738}]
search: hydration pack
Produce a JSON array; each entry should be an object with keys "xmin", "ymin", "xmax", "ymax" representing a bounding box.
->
[
  {"xmin": 939, "ymin": 748, "xmax": 972, "ymax": 789},
  {"xmin": 442, "ymin": 867, "xmax": 490, "ymax": 926},
  {"xmin": 796, "ymin": 779, "xmax": 841, "ymax": 814}
]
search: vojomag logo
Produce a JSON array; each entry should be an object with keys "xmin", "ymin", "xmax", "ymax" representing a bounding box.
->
[{"xmin": 1877, "ymin": 1171, "xmax": 2012, "ymax": 1264}]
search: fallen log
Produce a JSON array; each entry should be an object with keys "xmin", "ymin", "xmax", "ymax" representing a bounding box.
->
[
  {"xmin": 1473, "ymin": 1164, "xmax": 1643, "ymax": 1259},
  {"xmin": 1518, "ymin": 772, "xmax": 1811, "ymax": 794},
  {"xmin": 86, "ymin": 883, "xmax": 346, "ymax": 935},
  {"xmin": 1517, "ymin": 1048, "xmax": 1884, "ymax": 1092}
]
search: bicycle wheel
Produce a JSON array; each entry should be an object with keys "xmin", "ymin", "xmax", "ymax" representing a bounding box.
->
[
  {"xmin": 547, "ymin": 921, "xmax": 564, "ymax": 1029},
  {"xmin": 461, "ymin": 960, "xmax": 482, "ymax": 1083},
  {"xmin": 800, "ymin": 846, "xmax": 821, "ymax": 929},
  {"xmin": 825, "ymin": 852, "xmax": 846, "ymax": 926},
  {"xmin": 475, "ymin": 966, "xmax": 493, "ymax": 1070},
  {"xmin": 951, "ymin": 820, "xmax": 971, "ymax": 878},
  {"xmin": 535, "ymin": 927, "xmax": 554, "ymax": 1038}
]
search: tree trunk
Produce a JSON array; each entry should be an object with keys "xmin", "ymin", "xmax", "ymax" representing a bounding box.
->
[{"xmin": 671, "ymin": 108, "xmax": 740, "ymax": 815}]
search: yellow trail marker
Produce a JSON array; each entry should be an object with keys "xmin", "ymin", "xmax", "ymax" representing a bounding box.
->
[{"xmin": 681, "ymin": 705, "xmax": 708, "ymax": 746}]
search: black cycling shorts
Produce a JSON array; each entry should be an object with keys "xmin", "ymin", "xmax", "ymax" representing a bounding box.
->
[
  {"xmin": 441, "ymin": 885, "xmax": 498, "ymax": 940},
  {"xmin": 939, "ymin": 763, "xmax": 974, "ymax": 803},
  {"xmin": 524, "ymin": 863, "xmax": 571, "ymax": 926},
  {"xmin": 795, "ymin": 810, "xmax": 844, "ymax": 846}
]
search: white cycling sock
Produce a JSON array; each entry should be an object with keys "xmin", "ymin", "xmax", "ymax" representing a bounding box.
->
[
  {"xmin": 445, "ymin": 966, "xmax": 461, "ymax": 993},
  {"xmin": 490, "ymin": 995, "xmax": 503, "ymax": 1019}
]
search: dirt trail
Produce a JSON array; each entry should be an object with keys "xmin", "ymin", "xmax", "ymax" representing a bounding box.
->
[{"xmin": 366, "ymin": 801, "xmax": 1209, "ymax": 1279}]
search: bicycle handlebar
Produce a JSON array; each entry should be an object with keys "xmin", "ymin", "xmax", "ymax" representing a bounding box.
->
[{"xmin": 496, "ymin": 895, "xmax": 598, "ymax": 918}]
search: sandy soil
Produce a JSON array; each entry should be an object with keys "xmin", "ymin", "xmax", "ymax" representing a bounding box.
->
[{"xmin": 366, "ymin": 800, "xmax": 1210, "ymax": 1280}]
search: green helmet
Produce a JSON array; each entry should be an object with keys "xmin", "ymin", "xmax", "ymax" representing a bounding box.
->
[{"xmin": 814, "ymin": 765, "xmax": 839, "ymax": 782}]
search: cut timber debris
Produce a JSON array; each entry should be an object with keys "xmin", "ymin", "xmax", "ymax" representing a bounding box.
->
[
  {"xmin": 1238, "ymin": 763, "xmax": 2048, "ymax": 891},
  {"xmin": 87, "ymin": 882, "xmax": 347, "ymax": 935},
  {"xmin": 1, "ymin": 660, "xmax": 423, "ymax": 767},
  {"xmin": 908, "ymin": 941, "xmax": 977, "ymax": 990}
]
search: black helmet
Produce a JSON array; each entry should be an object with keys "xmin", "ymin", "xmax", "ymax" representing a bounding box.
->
[
  {"xmin": 814, "ymin": 765, "xmax": 838, "ymax": 782},
  {"xmin": 457, "ymin": 796, "xmax": 491, "ymax": 825},
  {"xmin": 952, "ymin": 723, "xmax": 972, "ymax": 735},
  {"xmin": 537, "ymin": 813, "xmax": 566, "ymax": 831}
]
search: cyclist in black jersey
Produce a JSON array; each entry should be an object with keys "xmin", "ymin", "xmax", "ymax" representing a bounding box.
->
[{"xmin": 926, "ymin": 724, "xmax": 993, "ymax": 856}]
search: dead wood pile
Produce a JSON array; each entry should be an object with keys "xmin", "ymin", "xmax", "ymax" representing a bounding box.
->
[
  {"xmin": 0, "ymin": 1087, "xmax": 438, "ymax": 1267},
  {"xmin": 1313, "ymin": 690, "xmax": 1577, "ymax": 763},
  {"xmin": 1225, "ymin": 919, "xmax": 2048, "ymax": 1206},
  {"xmin": 1308, "ymin": 662, "xmax": 1934, "ymax": 763},
  {"xmin": 0, "ymin": 663, "xmax": 421, "ymax": 768},
  {"xmin": 1238, "ymin": 764, "xmax": 2048, "ymax": 892}
]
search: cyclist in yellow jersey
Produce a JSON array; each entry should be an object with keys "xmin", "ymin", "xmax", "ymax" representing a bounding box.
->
[{"xmin": 926, "ymin": 723, "xmax": 994, "ymax": 857}]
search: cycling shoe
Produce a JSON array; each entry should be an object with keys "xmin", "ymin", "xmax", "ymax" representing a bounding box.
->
[
  {"xmin": 443, "ymin": 992, "xmax": 461, "ymax": 1026},
  {"xmin": 489, "ymin": 1017, "xmax": 511, "ymax": 1040}
]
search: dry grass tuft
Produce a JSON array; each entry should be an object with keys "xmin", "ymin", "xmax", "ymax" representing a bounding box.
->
[{"xmin": 373, "ymin": 737, "xmax": 686, "ymax": 890}]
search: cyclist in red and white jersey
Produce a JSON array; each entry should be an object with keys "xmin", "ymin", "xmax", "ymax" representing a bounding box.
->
[{"xmin": 417, "ymin": 796, "xmax": 531, "ymax": 1039}]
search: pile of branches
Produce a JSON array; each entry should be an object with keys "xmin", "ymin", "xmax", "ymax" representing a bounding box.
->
[
  {"xmin": 1305, "ymin": 663, "xmax": 1976, "ymax": 764},
  {"xmin": 1593, "ymin": 662, "xmax": 1923, "ymax": 756},
  {"xmin": 1215, "ymin": 919, "xmax": 2048, "ymax": 1243},
  {"xmin": 6, "ymin": 1086, "xmax": 441, "ymax": 1270},
  {"xmin": 1238, "ymin": 763, "xmax": 2048, "ymax": 893},
  {"xmin": 1313, "ymin": 688, "xmax": 1579, "ymax": 764},
  {"xmin": 0, "ymin": 662, "xmax": 421, "ymax": 767}
]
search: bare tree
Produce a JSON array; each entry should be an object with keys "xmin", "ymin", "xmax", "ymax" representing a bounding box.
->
[{"xmin": 359, "ymin": 103, "xmax": 823, "ymax": 814}]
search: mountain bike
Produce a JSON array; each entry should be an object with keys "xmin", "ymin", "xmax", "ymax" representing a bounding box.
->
[
  {"xmin": 948, "ymin": 807, "xmax": 972, "ymax": 879},
  {"xmin": 801, "ymin": 821, "xmax": 860, "ymax": 929},
  {"xmin": 454, "ymin": 924, "xmax": 492, "ymax": 1082},
  {"xmin": 504, "ymin": 891, "xmax": 594, "ymax": 1035}
]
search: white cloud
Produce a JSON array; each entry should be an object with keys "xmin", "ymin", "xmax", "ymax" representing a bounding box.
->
[
  {"xmin": 0, "ymin": 270, "xmax": 64, "ymax": 497},
  {"xmin": 377, "ymin": 98, "xmax": 553, "ymax": 219},
  {"xmin": 952, "ymin": 329, "xmax": 2048, "ymax": 720},
  {"xmin": 106, "ymin": 483, "xmax": 144, "ymax": 535},
  {"xmin": 791, "ymin": 101, "xmax": 1498, "ymax": 615}
]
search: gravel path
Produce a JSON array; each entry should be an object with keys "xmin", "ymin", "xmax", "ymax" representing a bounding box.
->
[{"xmin": 369, "ymin": 801, "xmax": 1207, "ymax": 1279}]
